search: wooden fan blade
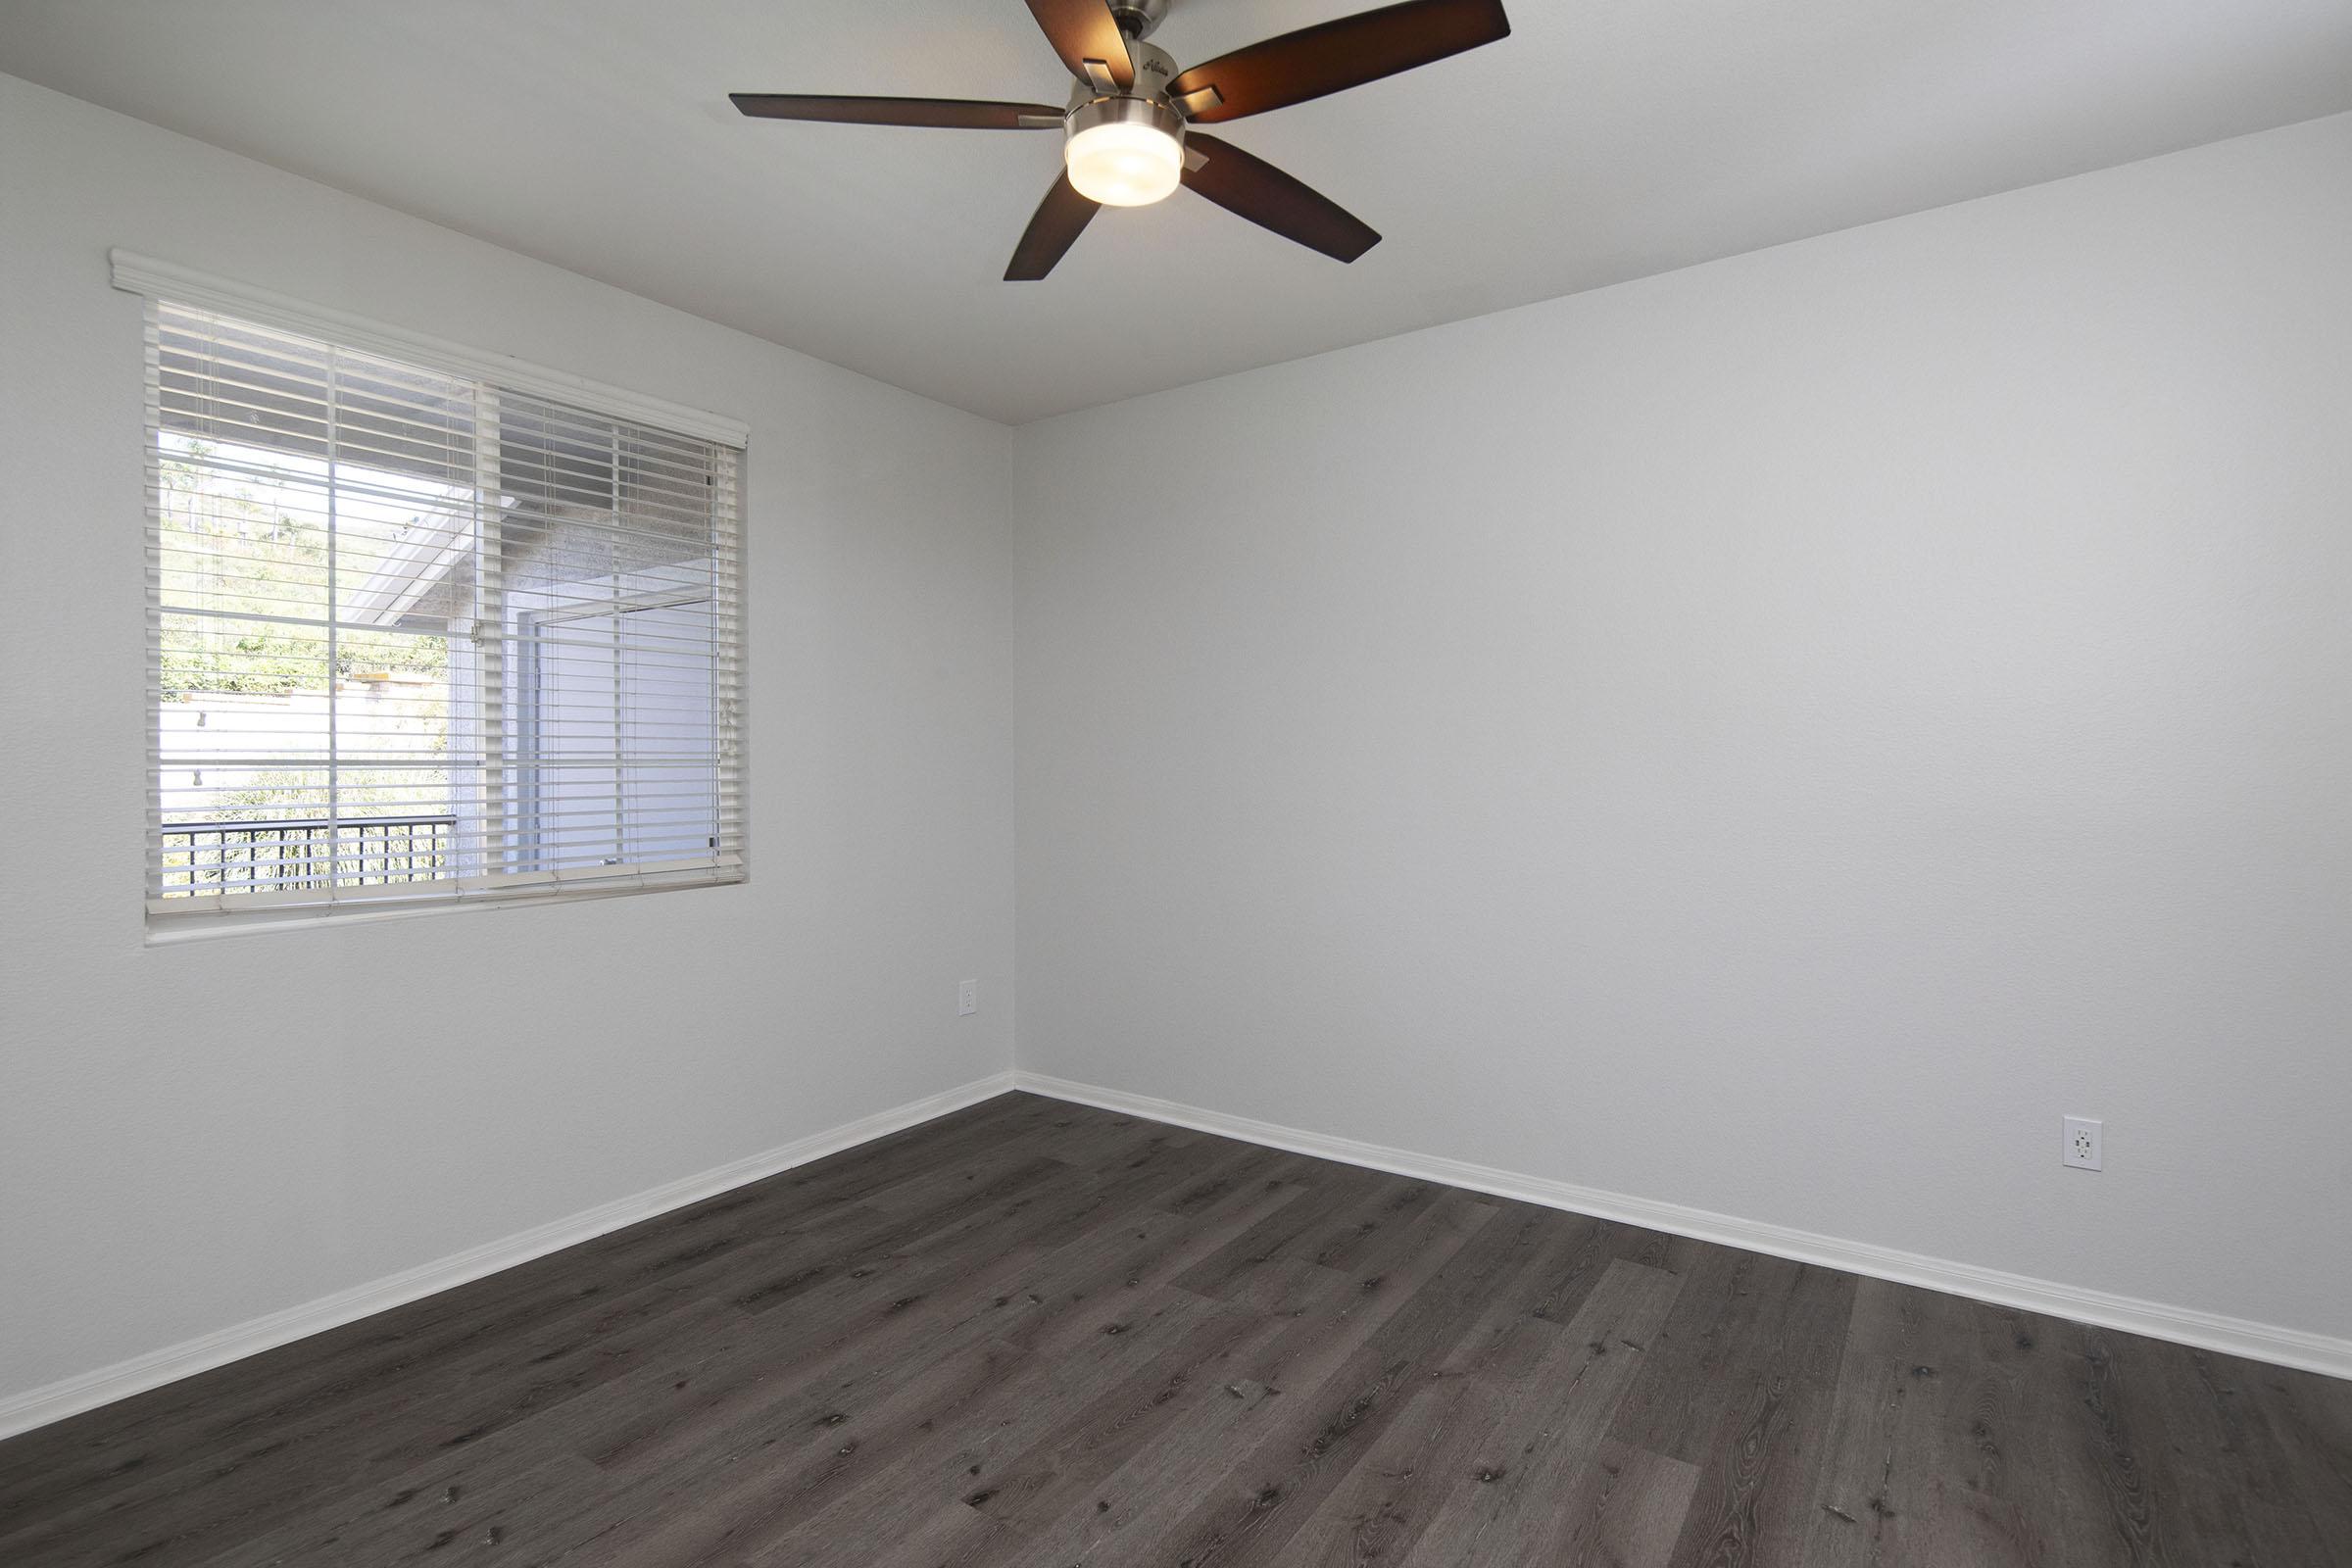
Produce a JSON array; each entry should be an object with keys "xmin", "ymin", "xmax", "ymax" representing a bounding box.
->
[
  {"xmin": 730, "ymin": 94, "xmax": 1064, "ymax": 129},
  {"xmin": 1022, "ymin": 0, "xmax": 1135, "ymax": 89},
  {"xmin": 1167, "ymin": 0, "xmax": 1508, "ymax": 122},
  {"xmin": 1181, "ymin": 132, "xmax": 1379, "ymax": 263},
  {"xmin": 1005, "ymin": 172, "xmax": 1101, "ymax": 280}
]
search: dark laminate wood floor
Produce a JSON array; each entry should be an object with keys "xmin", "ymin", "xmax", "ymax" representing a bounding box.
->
[{"xmin": 4, "ymin": 1092, "xmax": 2348, "ymax": 1567}]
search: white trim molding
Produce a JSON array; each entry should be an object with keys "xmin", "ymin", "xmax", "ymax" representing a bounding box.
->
[
  {"xmin": 108, "ymin": 249, "xmax": 751, "ymax": 448},
  {"xmin": 0, "ymin": 1072, "xmax": 1015, "ymax": 1441},
  {"xmin": 1011, "ymin": 1071, "xmax": 2352, "ymax": 1383},
  {"xmin": 11, "ymin": 1064, "xmax": 2341, "ymax": 1443}
]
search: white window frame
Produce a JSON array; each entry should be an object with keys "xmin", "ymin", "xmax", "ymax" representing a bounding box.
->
[{"xmin": 117, "ymin": 252, "xmax": 750, "ymax": 939}]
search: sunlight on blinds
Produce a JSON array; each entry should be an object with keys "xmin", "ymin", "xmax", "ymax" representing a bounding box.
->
[{"xmin": 146, "ymin": 300, "xmax": 744, "ymax": 923}]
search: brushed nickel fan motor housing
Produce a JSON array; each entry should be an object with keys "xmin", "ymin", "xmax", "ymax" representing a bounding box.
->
[
  {"xmin": 1063, "ymin": 91, "xmax": 1186, "ymax": 154},
  {"xmin": 1063, "ymin": 36, "xmax": 1180, "ymax": 110},
  {"xmin": 1061, "ymin": 34, "xmax": 1188, "ymax": 200}
]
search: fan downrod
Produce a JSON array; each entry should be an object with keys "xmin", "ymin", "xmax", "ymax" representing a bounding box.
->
[{"xmin": 1107, "ymin": 0, "xmax": 1171, "ymax": 39}]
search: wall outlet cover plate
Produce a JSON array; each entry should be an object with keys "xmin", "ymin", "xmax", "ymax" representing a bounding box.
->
[{"xmin": 2064, "ymin": 1115, "xmax": 2102, "ymax": 1171}]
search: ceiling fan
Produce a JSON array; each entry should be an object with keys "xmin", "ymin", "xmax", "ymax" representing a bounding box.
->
[{"xmin": 731, "ymin": 0, "xmax": 1511, "ymax": 279}]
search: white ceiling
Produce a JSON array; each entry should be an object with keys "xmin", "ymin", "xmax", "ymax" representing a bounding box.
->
[{"xmin": 4, "ymin": 1, "xmax": 2348, "ymax": 423}]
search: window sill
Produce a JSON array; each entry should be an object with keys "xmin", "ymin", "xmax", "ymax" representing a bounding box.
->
[{"xmin": 143, "ymin": 873, "xmax": 746, "ymax": 946}]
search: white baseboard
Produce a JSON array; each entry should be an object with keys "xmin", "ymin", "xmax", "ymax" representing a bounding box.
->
[
  {"xmin": 10, "ymin": 1062, "xmax": 2340, "ymax": 1444},
  {"xmin": 0, "ymin": 1071, "xmax": 1018, "ymax": 1442},
  {"xmin": 1011, "ymin": 1071, "xmax": 2352, "ymax": 1383}
]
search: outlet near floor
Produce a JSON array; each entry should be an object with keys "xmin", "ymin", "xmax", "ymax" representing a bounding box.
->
[{"xmin": 2064, "ymin": 1116, "xmax": 2102, "ymax": 1171}]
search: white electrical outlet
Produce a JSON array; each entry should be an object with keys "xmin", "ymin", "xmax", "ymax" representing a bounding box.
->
[
  {"xmin": 2063, "ymin": 1116, "xmax": 2102, "ymax": 1171},
  {"xmin": 957, "ymin": 979, "xmax": 977, "ymax": 1016}
]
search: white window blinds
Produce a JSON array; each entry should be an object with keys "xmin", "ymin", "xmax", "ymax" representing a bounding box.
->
[{"xmin": 138, "ymin": 284, "xmax": 745, "ymax": 927}]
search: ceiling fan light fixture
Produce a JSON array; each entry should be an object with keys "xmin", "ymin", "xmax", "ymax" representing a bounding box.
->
[
  {"xmin": 1063, "ymin": 96, "xmax": 1184, "ymax": 207},
  {"xmin": 731, "ymin": 0, "xmax": 1516, "ymax": 277}
]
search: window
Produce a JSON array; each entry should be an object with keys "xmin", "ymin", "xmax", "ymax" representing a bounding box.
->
[{"xmin": 132, "ymin": 270, "xmax": 745, "ymax": 929}]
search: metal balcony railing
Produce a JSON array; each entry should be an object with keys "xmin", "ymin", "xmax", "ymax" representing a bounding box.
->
[{"xmin": 158, "ymin": 815, "xmax": 457, "ymax": 897}]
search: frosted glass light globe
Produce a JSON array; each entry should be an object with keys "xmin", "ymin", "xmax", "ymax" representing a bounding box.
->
[{"xmin": 1064, "ymin": 121, "xmax": 1182, "ymax": 207}]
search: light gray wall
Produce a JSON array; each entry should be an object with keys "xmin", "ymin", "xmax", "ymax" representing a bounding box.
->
[
  {"xmin": 0, "ymin": 74, "xmax": 1017, "ymax": 1402},
  {"xmin": 1012, "ymin": 113, "xmax": 2352, "ymax": 1341}
]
